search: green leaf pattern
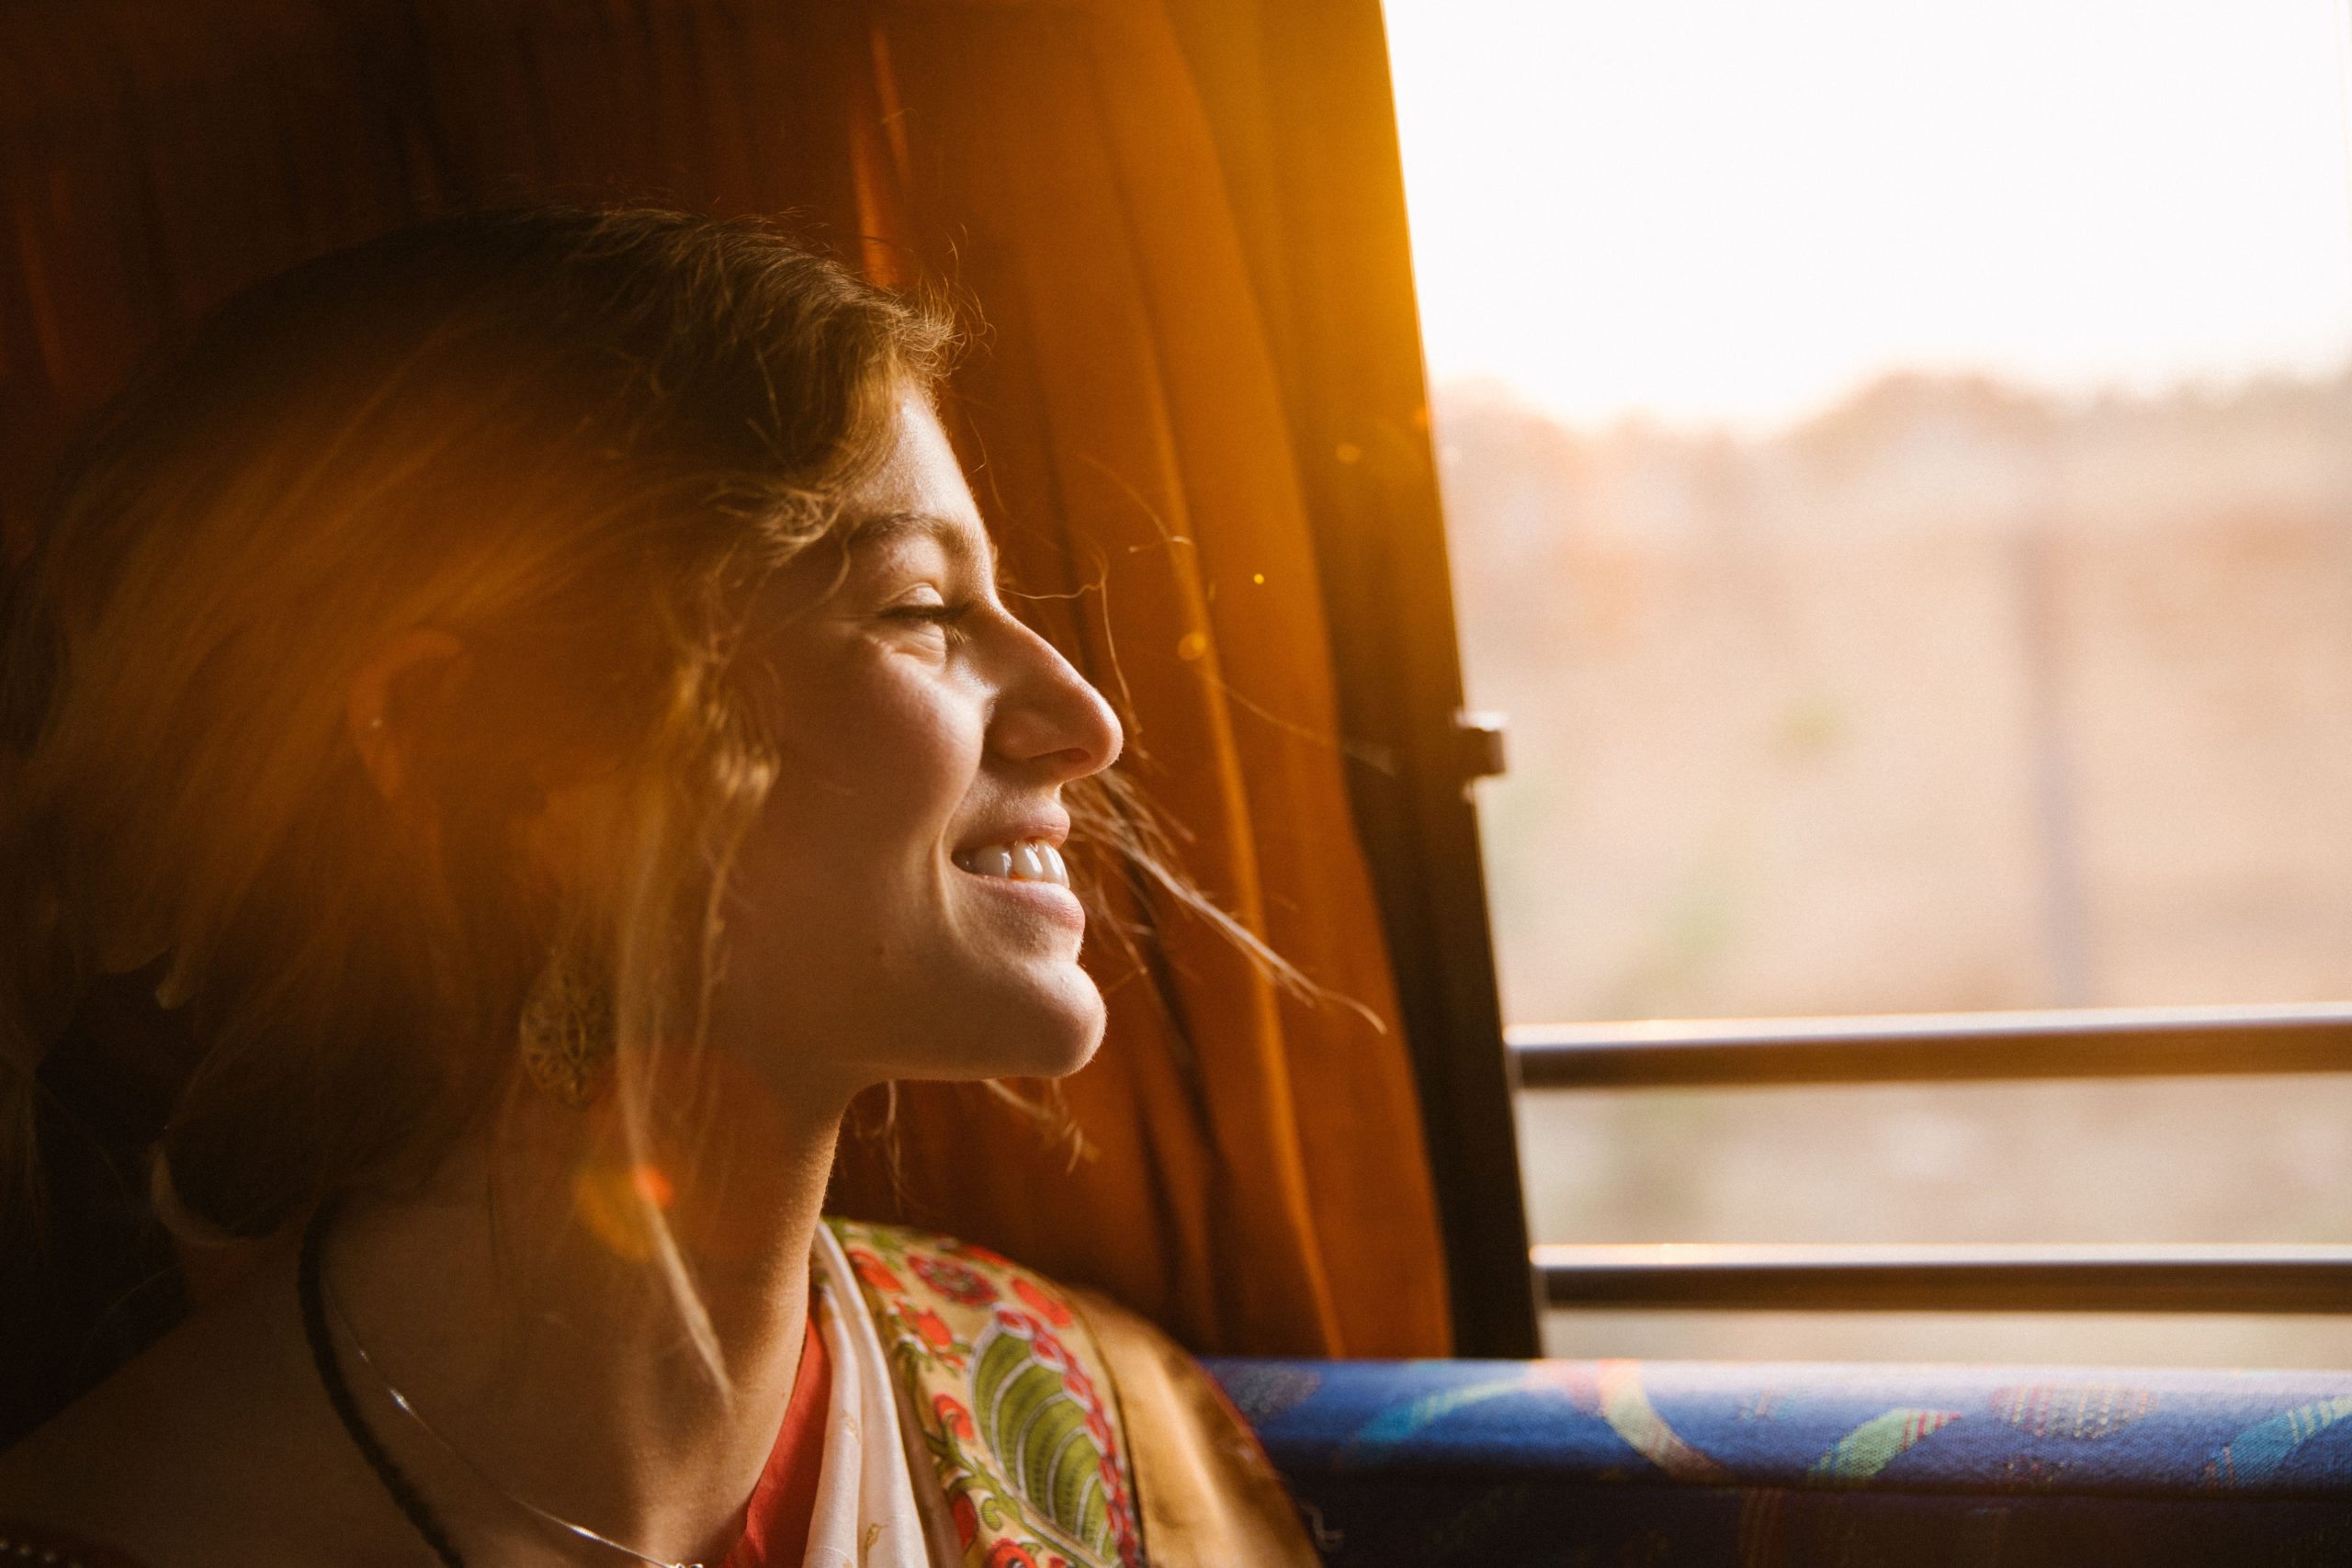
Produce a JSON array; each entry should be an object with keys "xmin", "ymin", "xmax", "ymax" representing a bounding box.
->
[
  {"xmin": 828, "ymin": 1219, "xmax": 1144, "ymax": 1568},
  {"xmin": 1808, "ymin": 1407, "xmax": 1963, "ymax": 1484}
]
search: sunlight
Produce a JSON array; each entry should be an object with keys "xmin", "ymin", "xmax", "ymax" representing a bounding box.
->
[{"xmin": 1382, "ymin": 0, "xmax": 2352, "ymax": 432}]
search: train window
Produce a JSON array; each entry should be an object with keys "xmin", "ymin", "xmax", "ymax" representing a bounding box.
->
[{"xmin": 1385, "ymin": 0, "xmax": 2352, "ymax": 1363}]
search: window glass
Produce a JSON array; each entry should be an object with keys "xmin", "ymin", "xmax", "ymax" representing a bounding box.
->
[
  {"xmin": 1385, "ymin": 0, "xmax": 2352, "ymax": 1021},
  {"xmin": 1385, "ymin": 0, "xmax": 2352, "ymax": 1362},
  {"xmin": 1521, "ymin": 1077, "xmax": 2352, "ymax": 1365}
]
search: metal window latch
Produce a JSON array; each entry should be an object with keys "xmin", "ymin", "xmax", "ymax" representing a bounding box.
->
[{"xmin": 1453, "ymin": 709, "xmax": 1508, "ymax": 786}]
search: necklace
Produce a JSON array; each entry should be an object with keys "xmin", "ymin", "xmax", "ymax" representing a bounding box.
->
[{"xmin": 297, "ymin": 1201, "xmax": 706, "ymax": 1568}]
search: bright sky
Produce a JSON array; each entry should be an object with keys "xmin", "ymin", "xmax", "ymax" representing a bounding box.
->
[{"xmin": 1382, "ymin": 0, "xmax": 2352, "ymax": 433}]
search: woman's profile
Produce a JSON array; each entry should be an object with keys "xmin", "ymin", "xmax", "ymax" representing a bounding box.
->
[{"xmin": 0, "ymin": 207, "xmax": 1314, "ymax": 1566}]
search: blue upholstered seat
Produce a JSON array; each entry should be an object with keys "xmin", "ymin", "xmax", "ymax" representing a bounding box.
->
[{"xmin": 1204, "ymin": 1357, "xmax": 2352, "ymax": 1565}]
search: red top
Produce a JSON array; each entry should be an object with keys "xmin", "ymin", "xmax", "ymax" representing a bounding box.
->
[
  {"xmin": 723, "ymin": 1307, "xmax": 834, "ymax": 1568},
  {"xmin": 0, "ymin": 1310, "xmax": 835, "ymax": 1568}
]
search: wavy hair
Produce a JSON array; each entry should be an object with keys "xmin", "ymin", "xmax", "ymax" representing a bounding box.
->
[{"xmin": 0, "ymin": 207, "xmax": 969, "ymax": 1370}]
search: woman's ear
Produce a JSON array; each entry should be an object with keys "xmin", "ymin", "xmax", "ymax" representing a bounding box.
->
[{"xmin": 345, "ymin": 627, "xmax": 467, "ymax": 802}]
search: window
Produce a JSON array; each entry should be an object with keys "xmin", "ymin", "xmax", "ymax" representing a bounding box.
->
[{"xmin": 1385, "ymin": 0, "xmax": 2352, "ymax": 1365}]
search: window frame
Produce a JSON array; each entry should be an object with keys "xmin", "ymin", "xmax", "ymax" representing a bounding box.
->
[
  {"xmin": 1193, "ymin": 1, "xmax": 2352, "ymax": 1355},
  {"xmin": 1516, "ymin": 1010, "xmax": 2352, "ymax": 1315}
]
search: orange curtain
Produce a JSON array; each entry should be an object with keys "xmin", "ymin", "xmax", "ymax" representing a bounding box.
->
[{"xmin": 0, "ymin": 0, "xmax": 1451, "ymax": 1359}]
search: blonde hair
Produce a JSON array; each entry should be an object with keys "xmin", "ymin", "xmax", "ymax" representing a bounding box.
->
[{"xmin": 0, "ymin": 209, "xmax": 948, "ymax": 1328}]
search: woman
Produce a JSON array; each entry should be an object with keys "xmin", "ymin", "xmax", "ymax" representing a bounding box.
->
[{"xmin": 0, "ymin": 208, "xmax": 1315, "ymax": 1565}]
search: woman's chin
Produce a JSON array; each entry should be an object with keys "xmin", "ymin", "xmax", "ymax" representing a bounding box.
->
[
  {"xmin": 958, "ymin": 982, "xmax": 1107, "ymax": 1081},
  {"xmin": 1033, "ymin": 1019, "xmax": 1107, "ymax": 1079}
]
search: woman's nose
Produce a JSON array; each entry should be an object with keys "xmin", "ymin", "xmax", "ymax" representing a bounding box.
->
[{"xmin": 991, "ymin": 621, "xmax": 1124, "ymax": 781}]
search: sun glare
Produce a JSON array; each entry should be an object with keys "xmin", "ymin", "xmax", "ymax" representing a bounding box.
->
[{"xmin": 1382, "ymin": 0, "xmax": 2352, "ymax": 432}]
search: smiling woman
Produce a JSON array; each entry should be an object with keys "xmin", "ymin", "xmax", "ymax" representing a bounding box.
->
[
  {"xmin": 715, "ymin": 415, "xmax": 1119, "ymax": 1104},
  {"xmin": 710, "ymin": 401, "xmax": 1123, "ymax": 1098},
  {"xmin": 0, "ymin": 208, "xmax": 1313, "ymax": 1566}
]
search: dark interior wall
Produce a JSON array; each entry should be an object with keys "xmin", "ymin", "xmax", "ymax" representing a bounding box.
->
[{"xmin": 1, "ymin": 0, "xmax": 876, "ymax": 554}]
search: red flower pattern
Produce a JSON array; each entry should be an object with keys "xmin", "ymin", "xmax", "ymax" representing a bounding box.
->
[
  {"xmin": 911, "ymin": 1252, "xmax": 999, "ymax": 1305},
  {"xmin": 1012, "ymin": 1275, "xmax": 1075, "ymax": 1327},
  {"xmin": 985, "ymin": 1543, "xmax": 1039, "ymax": 1568},
  {"xmin": 949, "ymin": 1239, "xmax": 1015, "ymax": 1269},
  {"xmin": 933, "ymin": 1392, "xmax": 978, "ymax": 1441},
  {"xmin": 898, "ymin": 1303, "xmax": 955, "ymax": 1352},
  {"xmin": 951, "ymin": 1492, "xmax": 979, "ymax": 1548},
  {"xmin": 846, "ymin": 1248, "xmax": 903, "ymax": 1294}
]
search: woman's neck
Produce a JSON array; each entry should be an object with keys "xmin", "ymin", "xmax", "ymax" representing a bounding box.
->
[{"xmin": 316, "ymin": 1071, "xmax": 849, "ymax": 1565}]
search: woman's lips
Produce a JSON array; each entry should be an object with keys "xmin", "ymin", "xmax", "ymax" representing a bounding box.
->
[{"xmin": 954, "ymin": 863, "xmax": 1086, "ymax": 934}]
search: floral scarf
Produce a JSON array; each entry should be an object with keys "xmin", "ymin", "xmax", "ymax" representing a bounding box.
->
[{"xmin": 814, "ymin": 1219, "xmax": 1145, "ymax": 1568}]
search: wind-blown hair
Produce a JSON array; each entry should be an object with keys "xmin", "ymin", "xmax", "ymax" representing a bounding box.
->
[{"xmin": 0, "ymin": 208, "xmax": 954, "ymax": 1363}]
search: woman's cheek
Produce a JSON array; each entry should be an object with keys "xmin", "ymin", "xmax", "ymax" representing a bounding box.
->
[
  {"xmin": 780, "ymin": 641, "xmax": 986, "ymax": 857},
  {"xmin": 870, "ymin": 670, "xmax": 985, "ymax": 790}
]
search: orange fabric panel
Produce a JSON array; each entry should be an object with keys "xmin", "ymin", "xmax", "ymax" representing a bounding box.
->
[{"xmin": 0, "ymin": 0, "xmax": 1451, "ymax": 1359}]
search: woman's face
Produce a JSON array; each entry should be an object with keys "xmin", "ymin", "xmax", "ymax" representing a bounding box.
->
[{"xmin": 707, "ymin": 396, "xmax": 1124, "ymax": 1100}]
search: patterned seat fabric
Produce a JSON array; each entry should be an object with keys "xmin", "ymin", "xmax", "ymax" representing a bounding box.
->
[{"xmin": 1203, "ymin": 1357, "xmax": 2352, "ymax": 1565}]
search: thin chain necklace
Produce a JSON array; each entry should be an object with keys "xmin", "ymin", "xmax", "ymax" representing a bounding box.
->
[{"xmin": 298, "ymin": 1201, "xmax": 706, "ymax": 1568}]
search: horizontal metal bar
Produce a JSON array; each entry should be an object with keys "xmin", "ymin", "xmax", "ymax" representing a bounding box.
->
[
  {"xmin": 1510, "ymin": 1004, "xmax": 2352, "ymax": 1089},
  {"xmin": 1536, "ymin": 1242, "xmax": 2352, "ymax": 1314}
]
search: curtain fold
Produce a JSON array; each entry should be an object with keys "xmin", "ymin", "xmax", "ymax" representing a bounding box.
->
[{"xmin": 0, "ymin": 0, "xmax": 1451, "ymax": 1359}]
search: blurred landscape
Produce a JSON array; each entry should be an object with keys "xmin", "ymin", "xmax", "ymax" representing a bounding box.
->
[
  {"xmin": 1443, "ymin": 367, "xmax": 2352, "ymax": 1021},
  {"xmin": 1434, "ymin": 368, "xmax": 2352, "ymax": 1364}
]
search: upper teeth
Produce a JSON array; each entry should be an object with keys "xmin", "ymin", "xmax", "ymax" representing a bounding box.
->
[{"xmin": 957, "ymin": 838, "xmax": 1069, "ymax": 887}]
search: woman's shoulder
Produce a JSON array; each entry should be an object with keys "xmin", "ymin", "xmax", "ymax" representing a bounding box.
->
[
  {"xmin": 1054, "ymin": 1285, "xmax": 1321, "ymax": 1565},
  {"xmin": 820, "ymin": 1217, "xmax": 1317, "ymax": 1567},
  {"xmin": 823, "ymin": 1218, "xmax": 1149, "ymax": 1563}
]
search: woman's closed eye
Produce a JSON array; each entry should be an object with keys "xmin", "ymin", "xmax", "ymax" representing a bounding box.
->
[{"xmin": 882, "ymin": 598, "xmax": 978, "ymax": 648}]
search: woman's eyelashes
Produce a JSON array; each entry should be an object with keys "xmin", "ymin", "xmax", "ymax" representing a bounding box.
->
[{"xmin": 882, "ymin": 597, "xmax": 978, "ymax": 649}]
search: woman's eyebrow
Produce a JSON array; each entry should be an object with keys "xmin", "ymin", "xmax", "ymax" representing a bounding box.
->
[{"xmin": 842, "ymin": 510, "xmax": 1000, "ymax": 583}]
